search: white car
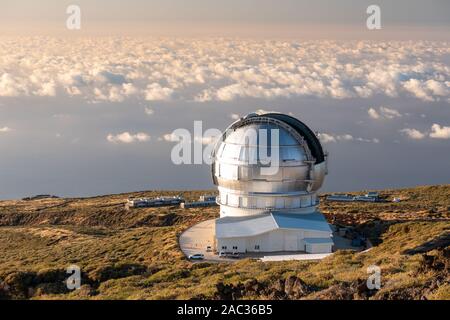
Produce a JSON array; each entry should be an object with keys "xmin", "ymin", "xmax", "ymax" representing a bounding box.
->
[{"xmin": 188, "ymin": 253, "xmax": 205, "ymax": 260}]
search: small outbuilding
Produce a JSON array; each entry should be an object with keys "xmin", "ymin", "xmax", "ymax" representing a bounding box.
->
[{"xmin": 304, "ymin": 238, "xmax": 334, "ymax": 254}]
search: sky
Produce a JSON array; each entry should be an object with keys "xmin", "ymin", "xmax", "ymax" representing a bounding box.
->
[
  {"xmin": 1, "ymin": 0, "xmax": 449, "ymax": 38},
  {"xmin": 0, "ymin": 1, "xmax": 449, "ymax": 199}
]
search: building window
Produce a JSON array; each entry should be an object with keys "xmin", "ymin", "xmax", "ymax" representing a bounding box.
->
[
  {"xmin": 265, "ymin": 198, "xmax": 275, "ymax": 208},
  {"xmin": 240, "ymin": 196, "xmax": 248, "ymax": 208},
  {"xmin": 275, "ymin": 198, "xmax": 285, "ymax": 209},
  {"xmin": 254, "ymin": 245, "xmax": 260, "ymax": 250},
  {"xmin": 285, "ymin": 198, "xmax": 292, "ymax": 208},
  {"xmin": 256, "ymin": 198, "xmax": 265, "ymax": 208},
  {"xmin": 232, "ymin": 246, "xmax": 238, "ymax": 250},
  {"xmin": 239, "ymin": 166, "xmax": 250, "ymax": 180},
  {"xmin": 301, "ymin": 196, "xmax": 312, "ymax": 208},
  {"xmin": 228, "ymin": 194, "xmax": 239, "ymax": 206},
  {"xmin": 221, "ymin": 246, "xmax": 227, "ymax": 250}
]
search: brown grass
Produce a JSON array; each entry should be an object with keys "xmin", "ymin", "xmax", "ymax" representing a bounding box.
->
[{"xmin": 0, "ymin": 186, "xmax": 448, "ymax": 300}]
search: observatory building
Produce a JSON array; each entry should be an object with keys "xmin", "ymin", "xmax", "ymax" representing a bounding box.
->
[{"xmin": 212, "ymin": 112, "xmax": 333, "ymax": 254}]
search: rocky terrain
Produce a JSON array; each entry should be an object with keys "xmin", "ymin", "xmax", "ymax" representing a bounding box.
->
[{"xmin": 0, "ymin": 185, "xmax": 448, "ymax": 300}]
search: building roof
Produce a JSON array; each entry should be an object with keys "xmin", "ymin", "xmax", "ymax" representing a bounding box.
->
[
  {"xmin": 262, "ymin": 113, "xmax": 325, "ymax": 164},
  {"xmin": 215, "ymin": 212, "xmax": 331, "ymax": 238},
  {"xmin": 272, "ymin": 212, "xmax": 332, "ymax": 233},
  {"xmin": 215, "ymin": 214, "xmax": 277, "ymax": 238}
]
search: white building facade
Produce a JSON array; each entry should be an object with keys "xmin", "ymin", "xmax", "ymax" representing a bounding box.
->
[{"xmin": 212, "ymin": 112, "xmax": 334, "ymax": 254}]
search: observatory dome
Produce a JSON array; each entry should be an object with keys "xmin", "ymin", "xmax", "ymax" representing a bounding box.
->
[{"xmin": 212, "ymin": 112, "xmax": 328, "ymax": 217}]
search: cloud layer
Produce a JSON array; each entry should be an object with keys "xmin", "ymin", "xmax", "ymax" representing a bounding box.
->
[
  {"xmin": 319, "ymin": 132, "xmax": 379, "ymax": 144},
  {"xmin": 399, "ymin": 124, "xmax": 450, "ymax": 140},
  {"xmin": 107, "ymin": 132, "xmax": 150, "ymax": 143},
  {"xmin": 430, "ymin": 124, "xmax": 450, "ymax": 139},
  {"xmin": 368, "ymin": 106, "xmax": 402, "ymax": 120},
  {"xmin": 0, "ymin": 37, "xmax": 448, "ymax": 103}
]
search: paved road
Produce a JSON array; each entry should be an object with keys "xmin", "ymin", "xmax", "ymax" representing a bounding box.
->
[
  {"xmin": 179, "ymin": 219, "xmax": 222, "ymax": 261},
  {"xmin": 260, "ymin": 253, "xmax": 332, "ymax": 262}
]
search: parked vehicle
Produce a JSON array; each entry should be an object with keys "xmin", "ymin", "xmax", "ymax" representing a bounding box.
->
[
  {"xmin": 206, "ymin": 246, "xmax": 212, "ymax": 252},
  {"xmin": 219, "ymin": 251, "xmax": 226, "ymax": 258},
  {"xmin": 188, "ymin": 253, "xmax": 205, "ymax": 260}
]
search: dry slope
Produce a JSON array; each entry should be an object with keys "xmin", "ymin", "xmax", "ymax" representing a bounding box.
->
[{"xmin": 0, "ymin": 185, "xmax": 448, "ymax": 300}]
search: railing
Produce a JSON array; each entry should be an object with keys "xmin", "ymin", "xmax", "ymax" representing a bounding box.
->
[{"xmin": 215, "ymin": 199, "xmax": 318, "ymax": 211}]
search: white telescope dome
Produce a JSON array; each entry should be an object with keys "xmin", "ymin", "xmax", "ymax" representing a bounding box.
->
[{"xmin": 212, "ymin": 112, "xmax": 328, "ymax": 217}]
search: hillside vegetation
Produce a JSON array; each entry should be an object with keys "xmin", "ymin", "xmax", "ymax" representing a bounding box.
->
[{"xmin": 0, "ymin": 185, "xmax": 448, "ymax": 300}]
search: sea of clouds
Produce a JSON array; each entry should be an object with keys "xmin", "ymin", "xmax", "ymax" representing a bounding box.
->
[{"xmin": 0, "ymin": 37, "xmax": 448, "ymax": 104}]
